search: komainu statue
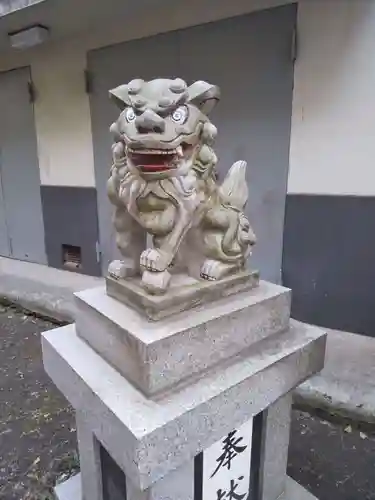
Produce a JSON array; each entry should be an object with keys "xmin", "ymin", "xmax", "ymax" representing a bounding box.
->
[{"xmin": 107, "ymin": 78, "xmax": 256, "ymax": 296}]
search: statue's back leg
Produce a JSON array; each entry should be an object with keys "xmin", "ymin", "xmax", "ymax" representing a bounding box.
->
[{"xmin": 200, "ymin": 207, "xmax": 254, "ymax": 281}]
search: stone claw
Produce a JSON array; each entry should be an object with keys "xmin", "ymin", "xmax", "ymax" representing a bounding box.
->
[
  {"xmin": 142, "ymin": 269, "xmax": 171, "ymax": 295},
  {"xmin": 200, "ymin": 259, "xmax": 241, "ymax": 281},
  {"xmin": 200, "ymin": 259, "xmax": 221, "ymax": 281},
  {"xmin": 140, "ymin": 248, "xmax": 173, "ymax": 272},
  {"xmin": 108, "ymin": 259, "xmax": 138, "ymax": 280}
]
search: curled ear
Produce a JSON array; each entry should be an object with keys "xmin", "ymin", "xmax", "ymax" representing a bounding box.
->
[
  {"xmin": 187, "ymin": 80, "xmax": 220, "ymax": 115},
  {"xmin": 110, "ymin": 79, "xmax": 144, "ymax": 109},
  {"xmin": 109, "ymin": 84, "xmax": 130, "ymax": 110}
]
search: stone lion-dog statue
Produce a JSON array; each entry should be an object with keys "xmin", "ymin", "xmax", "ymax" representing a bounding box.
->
[{"xmin": 107, "ymin": 78, "xmax": 256, "ymax": 295}]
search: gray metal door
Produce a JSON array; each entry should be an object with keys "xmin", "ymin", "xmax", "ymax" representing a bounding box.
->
[
  {"xmin": 88, "ymin": 5, "xmax": 296, "ymax": 282},
  {"xmin": 0, "ymin": 67, "xmax": 46, "ymax": 264},
  {"xmin": 0, "ymin": 158, "xmax": 11, "ymax": 257},
  {"xmin": 178, "ymin": 6, "xmax": 296, "ymax": 283}
]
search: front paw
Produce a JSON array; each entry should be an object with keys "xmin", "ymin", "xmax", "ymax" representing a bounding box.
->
[
  {"xmin": 140, "ymin": 248, "xmax": 173, "ymax": 272},
  {"xmin": 200, "ymin": 259, "xmax": 220, "ymax": 281},
  {"xmin": 200, "ymin": 259, "xmax": 241, "ymax": 281},
  {"xmin": 108, "ymin": 259, "xmax": 138, "ymax": 279}
]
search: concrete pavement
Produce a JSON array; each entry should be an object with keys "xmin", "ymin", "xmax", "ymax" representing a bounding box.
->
[
  {"xmin": 0, "ymin": 257, "xmax": 101, "ymax": 322},
  {"xmin": 1, "ymin": 256, "xmax": 374, "ymax": 428},
  {"xmin": 295, "ymin": 328, "xmax": 375, "ymax": 430}
]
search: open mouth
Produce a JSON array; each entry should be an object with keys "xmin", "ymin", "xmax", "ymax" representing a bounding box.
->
[{"xmin": 128, "ymin": 148, "xmax": 179, "ymax": 173}]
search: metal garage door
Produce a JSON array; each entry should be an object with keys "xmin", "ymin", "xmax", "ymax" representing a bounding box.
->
[
  {"xmin": 88, "ymin": 4, "xmax": 297, "ymax": 283},
  {"xmin": 0, "ymin": 67, "xmax": 46, "ymax": 264}
]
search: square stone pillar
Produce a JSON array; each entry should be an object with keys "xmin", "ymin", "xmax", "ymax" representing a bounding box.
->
[
  {"xmin": 43, "ymin": 281, "xmax": 326, "ymax": 500},
  {"xmin": 75, "ymin": 411, "xmax": 103, "ymax": 500}
]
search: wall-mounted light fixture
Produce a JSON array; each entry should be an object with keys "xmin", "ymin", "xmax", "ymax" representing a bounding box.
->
[{"xmin": 8, "ymin": 24, "xmax": 50, "ymax": 49}]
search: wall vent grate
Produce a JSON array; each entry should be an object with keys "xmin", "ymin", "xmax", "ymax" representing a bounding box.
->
[{"xmin": 62, "ymin": 244, "xmax": 82, "ymax": 271}]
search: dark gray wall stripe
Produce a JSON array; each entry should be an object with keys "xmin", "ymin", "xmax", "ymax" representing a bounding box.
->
[
  {"xmin": 282, "ymin": 194, "xmax": 375, "ymax": 337},
  {"xmin": 41, "ymin": 186, "xmax": 101, "ymax": 277}
]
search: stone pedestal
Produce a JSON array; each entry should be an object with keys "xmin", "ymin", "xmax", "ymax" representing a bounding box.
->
[{"xmin": 41, "ymin": 280, "xmax": 326, "ymax": 500}]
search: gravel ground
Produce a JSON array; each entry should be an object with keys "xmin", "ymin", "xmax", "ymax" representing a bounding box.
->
[
  {"xmin": 289, "ymin": 411, "xmax": 375, "ymax": 500},
  {"xmin": 0, "ymin": 306, "xmax": 77, "ymax": 500},
  {"xmin": 0, "ymin": 305, "xmax": 374, "ymax": 500}
]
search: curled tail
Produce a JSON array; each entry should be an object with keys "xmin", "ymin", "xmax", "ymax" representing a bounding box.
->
[{"xmin": 218, "ymin": 160, "xmax": 248, "ymax": 210}]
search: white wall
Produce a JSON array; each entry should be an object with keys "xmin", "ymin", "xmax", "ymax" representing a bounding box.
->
[
  {"xmin": 31, "ymin": 43, "xmax": 95, "ymax": 186},
  {"xmin": 0, "ymin": 39, "xmax": 96, "ymax": 187},
  {"xmin": 289, "ymin": 0, "xmax": 375, "ymax": 196},
  {"xmin": 0, "ymin": 0, "xmax": 293, "ymax": 187},
  {"xmin": 3, "ymin": 0, "xmax": 375, "ymax": 193}
]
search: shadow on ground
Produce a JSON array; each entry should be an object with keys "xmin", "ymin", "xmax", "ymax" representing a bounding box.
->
[{"xmin": 0, "ymin": 305, "xmax": 374, "ymax": 499}]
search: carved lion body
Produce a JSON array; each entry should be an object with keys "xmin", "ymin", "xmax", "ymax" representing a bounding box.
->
[{"xmin": 107, "ymin": 78, "xmax": 256, "ymax": 294}]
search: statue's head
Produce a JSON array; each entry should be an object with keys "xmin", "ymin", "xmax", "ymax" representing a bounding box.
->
[{"xmin": 109, "ymin": 78, "xmax": 220, "ymax": 175}]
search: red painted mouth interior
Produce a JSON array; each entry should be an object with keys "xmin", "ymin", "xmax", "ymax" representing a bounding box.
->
[{"xmin": 130, "ymin": 152, "xmax": 177, "ymax": 172}]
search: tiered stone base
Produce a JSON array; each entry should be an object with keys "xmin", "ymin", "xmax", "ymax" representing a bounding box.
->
[{"xmin": 41, "ymin": 279, "xmax": 326, "ymax": 500}]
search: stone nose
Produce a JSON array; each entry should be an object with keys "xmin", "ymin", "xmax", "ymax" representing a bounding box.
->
[{"xmin": 135, "ymin": 109, "xmax": 165, "ymax": 133}]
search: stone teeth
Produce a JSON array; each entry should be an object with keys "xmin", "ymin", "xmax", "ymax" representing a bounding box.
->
[{"xmin": 128, "ymin": 148, "xmax": 177, "ymax": 155}]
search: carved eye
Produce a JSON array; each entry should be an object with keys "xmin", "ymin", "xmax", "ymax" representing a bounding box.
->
[
  {"xmin": 125, "ymin": 107, "xmax": 136, "ymax": 123},
  {"xmin": 171, "ymin": 106, "xmax": 188, "ymax": 124}
]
